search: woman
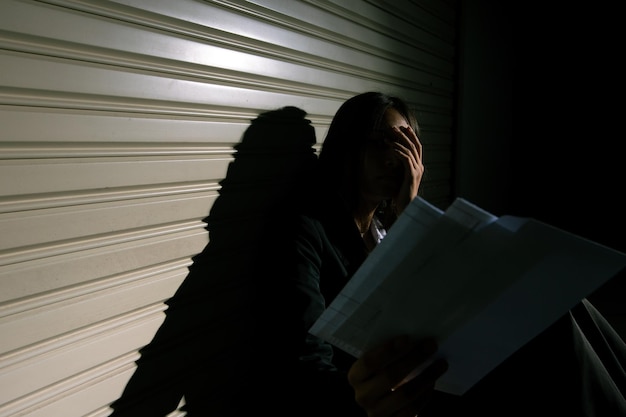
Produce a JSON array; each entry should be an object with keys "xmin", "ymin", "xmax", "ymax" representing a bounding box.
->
[
  {"xmin": 245, "ymin": 92, "xmax": 444, "ymax": 417},
  {"xmin": 249, "ymin": 92, "xmax": 625, "ymax": 417}
]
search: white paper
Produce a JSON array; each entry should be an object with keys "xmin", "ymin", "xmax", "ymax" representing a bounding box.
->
[{"xmin": 309, "ymin": 197, "xmax": 626, "ymax": 395}]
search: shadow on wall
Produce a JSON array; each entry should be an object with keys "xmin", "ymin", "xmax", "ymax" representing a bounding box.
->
[{"xmin": 109, "ymin": 106, "xmax": 318, "ymax": 416}]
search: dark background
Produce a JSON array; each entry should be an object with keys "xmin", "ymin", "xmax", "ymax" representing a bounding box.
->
[{"xmin": 455, "ymin": 1, "xmax": 625, "ymax": 333}]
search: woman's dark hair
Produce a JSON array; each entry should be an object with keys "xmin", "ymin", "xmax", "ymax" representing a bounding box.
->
[{"xmin": 317, "ymin": 91, "xmax": 419, "ymax": 225}]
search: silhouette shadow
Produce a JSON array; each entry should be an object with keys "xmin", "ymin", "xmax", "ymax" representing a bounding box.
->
[{"xmin": 109, "ymin": 106, "xmax": 318, "ymax": 416}]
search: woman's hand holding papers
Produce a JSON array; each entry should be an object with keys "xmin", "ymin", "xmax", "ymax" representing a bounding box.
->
[{"xmin": 347, "ymin": 335, "xmax": 448, "ymax": 417}]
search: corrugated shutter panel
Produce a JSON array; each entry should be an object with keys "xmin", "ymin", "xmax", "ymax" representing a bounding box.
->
[{"xmin": 0, "ymin": 1, "xmax": 458, "ymax": 416}]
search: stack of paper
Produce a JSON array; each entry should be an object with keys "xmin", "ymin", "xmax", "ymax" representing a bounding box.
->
[{"xmin": 309, "ymin": 197, "xmax": 626, "ymax": 395}]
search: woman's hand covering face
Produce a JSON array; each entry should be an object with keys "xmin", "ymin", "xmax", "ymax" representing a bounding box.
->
[
  {"xmin": 362, "ymin": 107, "xmax": 423, "ymax": 214},
  {"xmin": 389, "ymin": 124, "xmax": 424, "ymax": 214}
]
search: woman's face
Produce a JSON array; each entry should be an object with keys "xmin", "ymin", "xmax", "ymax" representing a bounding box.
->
[{"xmin": 359, "ymin": 107, "xmax": 408, "ymax": 202}]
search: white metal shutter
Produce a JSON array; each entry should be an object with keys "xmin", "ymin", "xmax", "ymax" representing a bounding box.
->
[{"xmin": 0, "ymin": 1, "xmax": 458, "ymax": 416}]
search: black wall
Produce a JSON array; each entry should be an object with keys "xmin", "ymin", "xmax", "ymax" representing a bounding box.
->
[
  {"xmin": 455, "ymin": 1, "xmax": 625, "ymax": 325},
  {"xmin": 456, "ymin": 1, "xmax": 625, "ymax": 254}
]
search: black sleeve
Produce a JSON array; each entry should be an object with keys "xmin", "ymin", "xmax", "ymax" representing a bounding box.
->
[{"xmin": 250, "ymin": 213, "xmax": 367, "ymax": 416}]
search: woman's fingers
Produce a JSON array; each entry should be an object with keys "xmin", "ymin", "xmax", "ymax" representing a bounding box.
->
[
  {"xmin": 390, "ymin": 126, "xmax": 423, "ymax": 180},
  {"xmin": 377, "ymin": 358, "xmax": 448, "ymax": 417},
  {"xmin": 391, "ymin": 125, "xmax": 422, "ymax": 163},
  {"xmin": 347, "ymin": 336, "xmax": 443, "ymax": 402},
  {"xmin": 348, "ymin": 335, "xmax": 419, "ymax": 384},
  {"xmin": 387, "ymin": 126, "xmax": 424, "ymax": 213},
  {"xmin": 348, "ymin": 336, "xmax": 448, "ymax": 417}
]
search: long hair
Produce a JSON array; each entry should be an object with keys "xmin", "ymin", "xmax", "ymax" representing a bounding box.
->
[{"xmin": 317, "ymin": 91, "xmax": 420, "ymax": 226}]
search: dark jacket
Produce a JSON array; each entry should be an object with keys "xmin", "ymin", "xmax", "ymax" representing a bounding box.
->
[{"xmin": 247, "ymin": 186, "xmax": 369, "ymax": 416}]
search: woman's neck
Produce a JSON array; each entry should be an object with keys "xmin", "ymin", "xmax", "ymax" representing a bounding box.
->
[
  {"xmin": 354, "ymin": 214, "xmax": 373, "ymax": 235},
  {"xmin": 353, "ymin": 199, "xmax": 380, "ymax": 236}
]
